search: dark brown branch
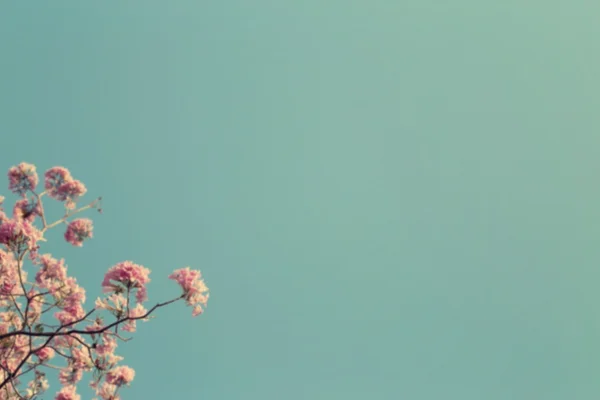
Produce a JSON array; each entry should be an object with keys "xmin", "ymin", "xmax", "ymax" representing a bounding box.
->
[{"xmin": 0, "ymin": 295, "xmax": 182, "ymax": 390}]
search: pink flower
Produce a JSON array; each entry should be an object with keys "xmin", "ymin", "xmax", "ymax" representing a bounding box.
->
[
  {"xmin": 71, "ymin": 347, "xmax": 94, "ymax": 370},
  {"xmin": 122, "ymin": 304, "xmax": 148, "ymax": 332},
  {"xmin": 95, "ymin": 293, "xmax": 127, "ymax": 313},
  {"xmin": 44, "ymin": 167, "xmax": 72, "ymax": 195},
  {"xmin": 0, "ymin": 250, "xmax": 20, "ymax": 295},
  {"xmin": 95, "ymin": 382, "xmax": 119, "ymax": 400},
  {"xmin": 53, "ymin": 281, "xmax": 86, "ymax": 325},
  {"xmin": 64, "ymin": 218, "xmax": 93, "ymax": 247},
  {"xmin": 35, "ymin": 254, "xmax": 71, "ymax": 298},
  {"xmin": 0, "ymin": 219, "xmax": 42, "ymax": 252},
  {"xmin": 192, "ymin": 305, "xmax": 204, "ymax": 317},
  {"xmin": 169, "ymin": 267, "xmax": 209, "ymax": 317},
  {"xmin": 58, "ymin": 367, "xmax": 84, "ymax": 386},
  {"xmin": 12, "ymin": 198, "xmax": 42, "ymax": 223},
  {"xmin": 95, "ymin": 334, "xmax": 118, "ymax": 357},
  {"xmin": 55, "ymin": 385, "xmax": 80, "ymax": 400},
  {"xmin": 105, "ymin": 365, "xmax": 135, "ymax": 386},
  {"xmin": 8, "ymin": 162, "xmax": 38, "ymax": 197},
  {"xmin": 102, "ymin": 261, "xmax": 151, "ymax": 303},
  {"xmin": 44, "ymin": 167, "xmax": 87, "ymax": 208},
  {"xmin": 59, "ymin": 180, "xmax": 87, "ymax": 210},
  {"xmin": 27, "ymin": 289, "xmax": 44, "ymax": 321},
  {"xmin": 35, "ymin": 347, "xmax": 55, "ymax": 361}
]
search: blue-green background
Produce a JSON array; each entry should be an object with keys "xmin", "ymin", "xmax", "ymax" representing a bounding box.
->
[{"xmin": 2, "ymin": 1, "xmax": 600, "ymax": 399}]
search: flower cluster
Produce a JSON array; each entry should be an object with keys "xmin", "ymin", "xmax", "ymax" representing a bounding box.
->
[
  {"xmin": 169, "ymin": 267, "xmax": 210, "ymax": 317},
  {"xmin": 13, "ymin": 197, "xmax": 42, "ymax": 222},
  {"xmin": 64, "ymin": 218, "xmax": 94, "ymax": 247},
  {"xmin": 0, "ymin": 162, "xmax": 210, "ymax": 400},
  {"xmin": 0, "ymin": 249, "xmax": 22, "ymax": 296},
  {"xmin": 35, "ymin": 347, "xmax": 56, "ymax": 362},
  {"xmin": 55, "ymin": 385, "xmax": 81, "ymax": 400},
  {"xmin": 35, "ymin": 254, "xmax": 68, "ymax": 295},
  {"xmin": 0, "ymin": 218, "xmax": 42, "ymax": 254},
  {"xmin": 102, "ymin": 261, "xmax": 151, "ymax": 304},
  {"xmin": 105, "ymin": 365, "xmax": 135, "ymax": 386},
  {"xmin": 8, "ymin": 162, "xmax": 38, "ymax": 197},
  {"xmin": 44, "ymin": 166, "xmax": 87, "ymax": 210}
]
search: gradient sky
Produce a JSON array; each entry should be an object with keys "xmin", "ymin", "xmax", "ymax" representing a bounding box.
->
[{"xmin": 1, "ymin": 1, "xmax": 600, "ymax": 399}]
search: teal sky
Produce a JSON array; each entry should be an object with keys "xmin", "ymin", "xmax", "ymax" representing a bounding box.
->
[{"xmin": 1, "ymin": 1, "xmax": 600, "ymax": 399}]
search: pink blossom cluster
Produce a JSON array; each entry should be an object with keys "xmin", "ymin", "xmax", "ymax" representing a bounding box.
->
[
  {"xmin": 102, "ymin": 261, "xmax": 151, "ymax": 304},
  {"xmin": 13, "ymin": 198, "xmax": 42, "ymax": 222},
  {"xmin": 53, "ymin": 278, "xmax": 86, "ymax": 325},
  {"xmin": 35, "ymin": 347, "xmax": 55, "ymax": 362},
  {"xmin": 0, "ymin": 218, "xmax": 42, "ymax": 254},
  {"xmin": 105, "ymin": 365, "xmax": 135, "ymax": 386},
  {"xmin": 55, "ymin": 385, "xmax": 81, "ymax": 400},
  {"xmin": 0, "ymin": 162, "xmax": 210, "ymax": 400},
  {"xmin": 8, "ymin": 162, "xmax": 38, "ymax": 197},
  {"xmin": 44, "ymin": 166, "xmax": 87, "ymax": 210},
  {"xmin": 35, "ymin": 254, "xmax": 68, "ymax": 295},
  {"xmin": 169, "ymin": 267, "xmax": 210, "ymax": 317},
  {"xmin": 64, "ymin": 218, "xmax": 94, "ymax": 247},
  {"xmin": 0, "ymin": 249, "xmax": 22, "ymax": 296}
]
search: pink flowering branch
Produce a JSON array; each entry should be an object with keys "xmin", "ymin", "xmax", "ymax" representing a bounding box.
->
[
  {"xmin": 0, "ymin": 295, "xmax": 183, "ymax": 343},
  {"xmin": 0, "ymin": 296, "xmax": 182, "ymax": 391},
  {"xmin": 0, "ymin": 162, "xmax": 210, "ymax": 400}
]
